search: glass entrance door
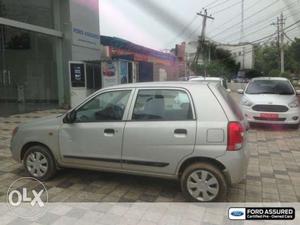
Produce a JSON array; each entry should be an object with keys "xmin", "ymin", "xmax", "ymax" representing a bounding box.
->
[
  {"xmin": 0, "ymin": 25, "xmax": 17, "ymax": 103},
  {"xmin": 0, "ymin": 25, "xmax": 59, "ymax": 116}
]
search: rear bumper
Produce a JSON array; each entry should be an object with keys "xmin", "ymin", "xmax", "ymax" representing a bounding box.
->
[
  {"xmin": 241, "ymin": 106, "xmax": 300, "ymax": 125},
  {"xmin": 217, "ymin": 144, "xmax": 250, "ymax": 185}
]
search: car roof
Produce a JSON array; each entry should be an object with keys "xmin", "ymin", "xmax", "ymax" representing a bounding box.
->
[
  {"xmin": 100, "ymin": 81, "xmax": 216, "ymax": 91},
  {"xmin": 251, "ymin": 77, "xmax": 289, "ymax": 81}
]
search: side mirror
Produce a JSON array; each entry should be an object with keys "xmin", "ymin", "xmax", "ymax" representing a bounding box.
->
[
  {"xmin": 296, "ymin": 90, "xmax": 300, "ymax": 95},
  {"xmin": 63, "ymin": 110, "xmax": 76, "ymax": 123},
  {"xmin": 237, "ymin": 89, "xmax": 244, "ymax": 94},
  {"xmin": 226, "ymin": 89, "xmax": 232, "ymax": 93}
]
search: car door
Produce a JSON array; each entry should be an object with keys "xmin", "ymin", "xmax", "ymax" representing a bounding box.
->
[
  {"xmin": 59, "ymin": 89, "xmax": 133, "ymax": 169},
  {"xmin": 122, "ymin": 88, "xmax": 197, "ymax": 175}
]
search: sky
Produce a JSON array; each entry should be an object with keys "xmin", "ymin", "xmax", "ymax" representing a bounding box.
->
[{"xmin": 99, "ymin": 0, "xmax": 300, "ymax": 51}]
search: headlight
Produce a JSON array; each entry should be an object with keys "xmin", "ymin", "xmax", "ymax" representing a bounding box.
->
[
  {"xmin": 288, "ymin": 100, "xmax": 299, "ymax": 108},
  {"xmin": 241, "ymin": 98, "xmax": 253, "ymax": 107}
]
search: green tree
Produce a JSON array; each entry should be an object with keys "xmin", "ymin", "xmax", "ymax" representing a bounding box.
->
[
  {"xmin": 288, "ymin": 38, "xmax": 300, "ymax": 74},
  {"xmin": 254, "ymin": 43, "xmax": 279, "ymax": 75},
  {"xmin": 191, "ymin": 41, "xmax": 240, "ymax": 79},
  {"xmin": 254, "ymin": 38, "xmax": 300, "ymax": 77}
]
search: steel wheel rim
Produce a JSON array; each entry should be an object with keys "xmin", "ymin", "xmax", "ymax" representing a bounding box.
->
[
  {"xmin": 187, "ymin": 169, "xmax": 219, "ymax": 201},
  {"xmin": 26, "ymin": 151, "xmax": 48, "ymax": 178}
]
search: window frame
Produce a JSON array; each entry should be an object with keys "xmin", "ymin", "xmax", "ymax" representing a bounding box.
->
[
  {"xmin": 127, "ymin": 88, "xmax": 196, "ymax": 122},
  {"xmin": 71, "ymin": 88, "xmax": 134, "ymax": 123}
]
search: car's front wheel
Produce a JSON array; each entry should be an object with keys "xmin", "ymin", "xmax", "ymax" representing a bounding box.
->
[
  {"xmin": 180, "ymin": 162, "xmax": 227, "ymax": 202},
  {"xmin": 23, "ymin": 145, "xmax": 57, "ymax": 181}
]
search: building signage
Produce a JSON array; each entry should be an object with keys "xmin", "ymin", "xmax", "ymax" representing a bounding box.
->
[
  {"xmin": 70, "ymin": 0, "xmax": 101, "ymax": 50},
  {"xmin": 70, "ymin": 62, "xmax": 85, "ymax": 87},
  {"xmin": 72, "ymin": 27, "xmax": 101, "ymax": 49},
  {"xmin": 109, "ymin": 47, "xmax": 173, "ymax": 66},
  {"xmin": 101, "ymin": 61, "xmax": 117, "ymax": 88}
]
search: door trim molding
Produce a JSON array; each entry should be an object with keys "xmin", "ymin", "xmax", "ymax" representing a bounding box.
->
[{"xmin": 63, "ymin": 155, "xmax": 169, "ymax": 167}]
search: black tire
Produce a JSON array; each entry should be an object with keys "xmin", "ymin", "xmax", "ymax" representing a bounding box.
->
[
  {"xmin": 180, "ymin": 162, "xmax": 227, "ymax": 202},
  {"xmin": 23, "ymin": 145, "xmax": 57, "ymax": 181},
  {"xmin": 289, "ymin": 123, "xmax": 299, "ymax": 130}
]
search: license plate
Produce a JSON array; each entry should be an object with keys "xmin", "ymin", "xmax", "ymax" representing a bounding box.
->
[{"xmin": 260, "ymin": 113, "xmax": 279, "ymax": 119}]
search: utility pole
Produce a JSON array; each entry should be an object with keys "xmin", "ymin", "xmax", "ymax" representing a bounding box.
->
[
  {"xmin": 271, "ymin": 13, "xmax": 286, "ymax": 73},
  {"xmin": 240, "ymin": 0, "xmax": 245, "ymax": 70},
  {"xmin": 192, "ymin": 9, "xmax": 214, "ymax": 76},
  {"xmin": 279, "ymin": 13, "xmax": 285, "ymax": 73},
  {"xmin": 271, "ymin": 18, "xmax": 281, "ymax": 68}
]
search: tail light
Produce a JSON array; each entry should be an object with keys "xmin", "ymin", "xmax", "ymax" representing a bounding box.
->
[
  {"xmin": 12, "ymin": 127, "xmax": 18, "ymax": 137},
  {"xmin": 227, "ymin": 122, "xmax": 244, "ymax": 151}
]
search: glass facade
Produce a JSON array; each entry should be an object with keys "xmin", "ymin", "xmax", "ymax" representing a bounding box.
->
[
  {"xmin": 0, "ymin": 0, "xmax": 60, "ymax": 115},
  {"xmin": 0, "ymin": 25, "xmax": 58, "ymax": 107},
  {"xmin": 0, "ymin": 0, "xmax": 54, "ymax": 28}
]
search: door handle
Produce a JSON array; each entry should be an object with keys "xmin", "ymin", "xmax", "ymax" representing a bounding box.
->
[
  {"xmin": 174, "ymin": 129, "xmax": 187, "ymax": 135},
  {"xmin": 104, "ymin": 129, "xmax": 115, "ymax": 134}
]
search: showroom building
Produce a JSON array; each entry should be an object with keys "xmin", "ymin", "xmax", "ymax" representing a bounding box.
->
[{"xmin": 0, "ymin": 0, "xmax": 101, "ymax": 114}]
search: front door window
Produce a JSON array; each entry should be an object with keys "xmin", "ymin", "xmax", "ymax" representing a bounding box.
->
[{"xmin": 75, "ymin": 90, "xmax": 131, "ymax": 122}]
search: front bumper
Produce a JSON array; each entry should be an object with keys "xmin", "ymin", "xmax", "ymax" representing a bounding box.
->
[{"xmin": 241, "ymin": 106, "xmax": 300, "ymax": 125}]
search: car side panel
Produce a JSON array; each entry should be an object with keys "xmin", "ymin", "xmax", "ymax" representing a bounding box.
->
[
  {"xmin": 10, "ymin": 117, "xmax": 62, "ymax": 163},
  {"xmin": 175, "ymin": 86, "xmax": 229, "ymax": 174}
]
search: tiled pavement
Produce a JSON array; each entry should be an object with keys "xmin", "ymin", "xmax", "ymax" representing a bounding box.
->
[
  {"xmin": 0, "ymin": 109, "xmax": 300, "ymax": 203},
  {"xmin": 1, "ymin": 203, "xmax": 299, "ymax": 225}
]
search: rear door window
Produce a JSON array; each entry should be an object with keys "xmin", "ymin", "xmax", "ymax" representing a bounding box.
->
[{"xmin": 132, "ymin": 89, "xmax": 194, "ymax": 121}]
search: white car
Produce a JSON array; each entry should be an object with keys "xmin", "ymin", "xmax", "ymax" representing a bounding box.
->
[{"xmin": 238, "ymin": 77, "xmax": 300, "ymax": 128}]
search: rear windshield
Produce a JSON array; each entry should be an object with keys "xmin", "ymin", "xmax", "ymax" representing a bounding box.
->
[
  {"xmin": 245, "ymin": 80, "xmax": 295, "ymax": 95},
  {"xmin": 218, "ymin": 86, "xmax": 244, "ymax": 120},
  {"xmin": 193, "ymin": 79, "xmax": 228, "ymax": 89}
]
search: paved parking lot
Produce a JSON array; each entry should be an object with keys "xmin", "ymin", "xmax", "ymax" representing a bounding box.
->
[{"xmin": 0, "ymin": 104, "xmax": 300, "ymax": 202}]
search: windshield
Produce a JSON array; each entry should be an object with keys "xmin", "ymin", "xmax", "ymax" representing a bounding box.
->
[{"xmin": 245, "ymin": 80, "xmax": 295, "ymax": 95}]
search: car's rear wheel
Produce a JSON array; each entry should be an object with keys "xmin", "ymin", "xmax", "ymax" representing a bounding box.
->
[
  {"xmin": 23, "ymin": 145, "xmax": 57, "ymax": 181},
  {"xmin": 180, "ymin": 162, "xmax": 227, "ymax": 202}
]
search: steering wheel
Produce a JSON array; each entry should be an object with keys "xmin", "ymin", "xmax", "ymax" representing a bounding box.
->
[
  {"xmin": 79, "ymin": 115, "xmax": 89, "ymax": 122},
  {"xmin": 112, "ymin": 104, "xmax": 124, "ymax": 119}
]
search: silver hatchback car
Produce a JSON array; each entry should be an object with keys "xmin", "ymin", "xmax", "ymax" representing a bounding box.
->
[{"xmin": 11, "ymin": 82, "xmax": 249, "ymax": 202}]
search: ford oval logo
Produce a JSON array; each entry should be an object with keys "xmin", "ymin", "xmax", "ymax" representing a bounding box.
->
[{"xmin": 231, "ymin": 211, "xmax": 244, "ymax": 217}]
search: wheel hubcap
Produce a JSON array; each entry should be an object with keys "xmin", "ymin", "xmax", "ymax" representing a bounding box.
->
[
  {"xmin": 26, "ymin": 152, "xmax": 48, "ymax": 178},
  {"xmin": 187, "ymin": 170, "xmax": 219, "ymax": 201}
]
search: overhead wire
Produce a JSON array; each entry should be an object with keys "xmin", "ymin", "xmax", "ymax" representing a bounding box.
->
[
  {"xmin": 165, "ymin": 15, "xmax": 198, "ymax": 46},
  {"xmin": 167, "ymin": 0, "xmax": 236, "ymax": 46},
  {"xmin": 207, "ymin": 0, "xmax": 232, "ymax": 10},
  {"xmin": 206, "ymin": 0, "xmax": 262, "ymax": 34},
  {"xmin": 212, "ymin": 0, "xmax": 241, "ymax": 15},
  {"xmin": 213, "ymin": 0, "xmax": 299, "ymax": 43},
  {"xmin": 187, "ymin": 0, "xmax": 261, "ymax": 40},
  {"xmin": 209, "ymin": 0, "xmax": 280, "ymax": 39},
  {"xmin": 204, "ymin": 0, "xmax": 222, "ymax": 9},
  {"xmin": 226, "ymin": 11, "xmax": 300, "ymax": 44}
]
